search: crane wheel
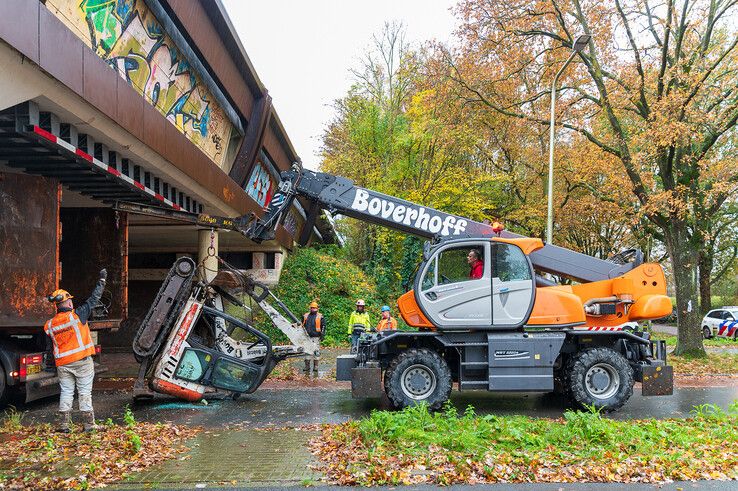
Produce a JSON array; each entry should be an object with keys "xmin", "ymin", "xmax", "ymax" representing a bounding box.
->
[
  {"xmin": 565, "ymin": 347, "xmax": 634, "ymax": 412},
  {"xmin": 384, "ymin": 348, "xmax": 452, "ymax": 411}
]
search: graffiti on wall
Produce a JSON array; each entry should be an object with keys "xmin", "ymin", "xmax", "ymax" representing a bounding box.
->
[
  {"xmin": 46, "ymin": 0, "xmax": 234, "ymax": 167},
  {"xmin": 245, "ymin": 160, "xmax": 275, "ymax": 208}
]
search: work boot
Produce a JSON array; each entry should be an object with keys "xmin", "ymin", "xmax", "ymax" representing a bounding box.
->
[
  {"xmin": 57, "ymin": 411, "xmax": 72, "ymax": 433},
  {"xmin": 81, "ymin": 411, "xmax": 98, "ymax": 432},
  {"xmin": 304, "ymin": 359, "xmax": 311, "ymax": 374}
]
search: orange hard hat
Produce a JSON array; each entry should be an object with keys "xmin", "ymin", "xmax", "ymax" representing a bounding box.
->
[
  {"xmin": 48, "ymin": 289, "xmax": 73, "ymax": 304},
  {"xmin": 309, "ymin": 301, "xmax": 319, "ymax": 308}
]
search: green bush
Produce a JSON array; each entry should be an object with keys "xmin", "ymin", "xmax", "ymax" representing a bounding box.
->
[{"xmin": 263, "ymin": 246, "xmax": 385, "ymax": 346}]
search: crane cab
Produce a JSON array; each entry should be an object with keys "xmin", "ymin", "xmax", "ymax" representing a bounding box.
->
[{"xmin": 398, "ymin": 237, "xmax": 586, "ymax": 330}]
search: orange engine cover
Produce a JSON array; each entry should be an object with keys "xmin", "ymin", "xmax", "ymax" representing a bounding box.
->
[
  {"xmin": 397, "ymin": 290, "xmax": 434, "ymax": 329},
  {"xmin": 527, "ymin": 287, "xmax": 586, "ymax": 326}
]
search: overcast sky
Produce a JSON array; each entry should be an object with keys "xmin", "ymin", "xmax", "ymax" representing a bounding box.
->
[{"xmin": 221, "ymin": 0, "xmax": 458, "ymax": 170}]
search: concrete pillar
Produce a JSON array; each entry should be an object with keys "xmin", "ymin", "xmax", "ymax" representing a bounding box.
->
[{"xmin": 198, "ymin": 229, "xmax": 218, "ymax": 282}]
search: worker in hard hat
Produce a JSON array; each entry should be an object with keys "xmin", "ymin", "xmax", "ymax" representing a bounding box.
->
[
  {"xmin": 45, "ymin": 268, "xmax": 107, "ymax": 433},
  {"xmin": 301, "ymin": 301, "xmax": 325, "ymax": 377},
  {"xmin": 348, "ymin": 299, "xmax": 371, "ymax": 352},
  {"xmin": 376, "ymin": 305, "xmax": 398, "ymax": 331}
]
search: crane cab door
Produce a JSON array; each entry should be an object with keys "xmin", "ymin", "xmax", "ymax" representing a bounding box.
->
[
  {"xmin": 490, "ymin": 241, "xmax": 535, "ymax": 327},
  {"xmin": 417, "ymin": 240, "xmax": 535, "ymax": 329}
]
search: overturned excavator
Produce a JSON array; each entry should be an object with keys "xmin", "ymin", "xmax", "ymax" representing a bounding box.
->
[
  {"xmin": 129, "ymin": 256, "xmax": 318, "ymax": 402},
  {"xmin": 121, "ymin": 162, "xmax": 673, "ymax": 411}
]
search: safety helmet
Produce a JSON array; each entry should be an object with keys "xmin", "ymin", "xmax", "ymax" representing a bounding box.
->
[
  {"xmin": 309, "ymin": 301, "xmax": 319, "ymax": 309},
  {"xmin": 356, "ymin": 299, "xmax": 365, "ymax": 306},
  {"xmin": 381, "ymin": 305, "xmax": 391, "ymax": 312},
  {"xmin": 48, "ymin": 289, "xmax": 73, "ymax": 304}
]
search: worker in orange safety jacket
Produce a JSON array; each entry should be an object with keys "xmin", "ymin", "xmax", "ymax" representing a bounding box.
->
[
  {"xmin": 376, "ymin": 305, "xmax": 398, "ymax": 331},
  {"xmin": 45, "ymin": 268, "xmax": 107, "ymax": 432},
  {"xmin": 302, "ymin": 301, "xmax": 325, "ymax": 377}
]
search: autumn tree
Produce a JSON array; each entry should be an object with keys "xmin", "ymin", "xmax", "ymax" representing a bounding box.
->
[
  {"xmin": 321, "ymin": 23, "xmax": 500, "ymax": 294},
  {"xmin": 448, "ymin": 0, "xmax": 738, "ymax": 355}
]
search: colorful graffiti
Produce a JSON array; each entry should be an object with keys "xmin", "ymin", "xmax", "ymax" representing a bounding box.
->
[
  {"xmin": 46, "ymin": 0, "xmax": 234, "ymax": 166},
  {"xmin": 245, "ymin": 160, "xmax": 275, "ymax": 208}
]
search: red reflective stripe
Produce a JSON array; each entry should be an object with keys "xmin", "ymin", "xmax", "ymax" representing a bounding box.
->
[
  {"xmin": 107, "ymin": 166, "xmax": 121, "ymax": 177},
  {"xmin": 32, "ymin": 125, "xmax": 57, "ymax": 142},
  {"xmin": 172, "ymin": 203, "xmax": 181, "ymax": 210},
  {"xmin": 133, "ymin": 181, "xmax": 145, "ymax": 190},
  {"xmin": 75, "ymin": 149, "xmax": 93, "ymax": 162},
  {"xmin": 154, "ymin": 193, "xmax": 165, "ymax": 201}
]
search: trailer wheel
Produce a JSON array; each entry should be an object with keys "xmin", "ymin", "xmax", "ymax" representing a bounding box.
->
[
  {"xmin": 702, "ymin": 326, "xmax": 712, "ymax": 339},
  {"xmin": 384, "ymin": 348, "xmax": 452, "ymax": 411},
  {"xmin": 566, "ymin": 347, "xmax": 633, "ymax": 412}
]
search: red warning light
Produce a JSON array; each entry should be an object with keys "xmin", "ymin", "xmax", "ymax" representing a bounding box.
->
[{"xmin": 491, "ymin": 221, "xmax": 504, "ymax": 235}]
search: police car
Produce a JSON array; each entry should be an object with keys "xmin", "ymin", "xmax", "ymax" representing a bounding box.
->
[{"xmin": 701, "ymin": 307, "xmax": 738, "ymax": 340}]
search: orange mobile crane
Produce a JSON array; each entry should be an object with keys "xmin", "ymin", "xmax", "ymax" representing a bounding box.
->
[{"xmin": 121, "ymin": 162, "xmax": 673, "ymax": 412}]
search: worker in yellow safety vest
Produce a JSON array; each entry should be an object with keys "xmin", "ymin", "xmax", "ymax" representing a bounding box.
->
[
  {"xmin": 348, "ymin": 299, "xmax": 371, "ymax": 351},
  {"xmin": 302, "ymin": 301, "xmax": 325, "ymax": 377},
  {"xmin": 45, "ymin": 269, "xmax": 107, "ymax": 433}
]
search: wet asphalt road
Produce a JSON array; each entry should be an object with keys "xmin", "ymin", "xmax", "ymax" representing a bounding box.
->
[{"xmin": 19, "ymin": 384, "xmax": 738, "ymax": 428}]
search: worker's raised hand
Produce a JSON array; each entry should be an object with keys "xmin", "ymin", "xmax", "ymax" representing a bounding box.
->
[{"xmin": 99, "ymin": 268, "xmax": 108, "ymax": 281}]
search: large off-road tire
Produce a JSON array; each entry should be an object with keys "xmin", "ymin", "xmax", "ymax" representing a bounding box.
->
[
  {"xmin": 384, "ymin": 348, "xmax": 452, "ymax": 411},
  {"xmin": 702, "ymin": 326, "xmax": 712, "ymax": 339},
  {"xmin": 565, "ymin": 347, "xmax": 634, "ymax": 412}
]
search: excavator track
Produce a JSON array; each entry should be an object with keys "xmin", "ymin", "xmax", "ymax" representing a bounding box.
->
[{"xmin": 132, "ymin": 257, "xmax": 197, "ymax": 358}]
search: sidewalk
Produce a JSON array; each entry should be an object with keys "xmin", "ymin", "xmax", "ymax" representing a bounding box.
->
[{"xmin": 113, "ymin": 428, "xmax": 320, "ymax": 489}]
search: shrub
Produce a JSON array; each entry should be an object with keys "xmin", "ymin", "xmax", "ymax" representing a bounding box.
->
[{"xmin": 263, "ymin": 246, "xmax": 385, "ymax": 346}]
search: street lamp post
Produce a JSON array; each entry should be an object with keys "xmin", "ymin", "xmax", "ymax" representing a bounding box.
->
[{"xmin": 546, "ymin": 34, "xmax": 591, "ymax": 244}]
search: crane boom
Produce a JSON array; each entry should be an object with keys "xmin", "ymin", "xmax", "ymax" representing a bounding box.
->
[
  {"xmin": 115, "ymin": 163, "xmax": 641, "ymax": 283},
  {"xmin": 248, "ymin": 165, "xmax": 640, "ymax": 283}
]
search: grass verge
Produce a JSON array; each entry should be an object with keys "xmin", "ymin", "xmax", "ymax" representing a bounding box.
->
[
  {"xmin": 311, "ymin": 402, "xmax": 738, "ymax": 485},
  {"xmin": 0, "ymin": 407, "xmax": 199, "ymax": 490},
  {"xmin": 652, "ymin": 332, "xmax": 737, "ymax": 348}
]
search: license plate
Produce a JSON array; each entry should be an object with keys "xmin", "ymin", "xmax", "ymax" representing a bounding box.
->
[{"xmin": 26, "ymin": 364, "xmax": 42, "ymax": 375}]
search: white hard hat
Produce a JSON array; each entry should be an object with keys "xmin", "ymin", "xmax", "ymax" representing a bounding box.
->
[{"xmin": 356, "ymin": 299, "xmax": 365, "ymax": 306}]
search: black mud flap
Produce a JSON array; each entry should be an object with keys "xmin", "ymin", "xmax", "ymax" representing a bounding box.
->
[
  {"xmin": 351, "ymin": 367, "xmax": 382, "ymax": 398},
  {"xmin": 641, "ymin": 365, "xmax": 673, "ymax": 396},
  {"xmin": 25, "ymin": 372, "xmax": 60, "ymax": 403}
]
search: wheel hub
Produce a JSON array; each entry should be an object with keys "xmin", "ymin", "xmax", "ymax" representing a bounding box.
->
[
  {"xmin": 401, "ymin": 364, "xmax": 437, "ymax": 400},
  {"xmin": 585, "ymin": 363, "xmax": 620, "ymax": 400}
]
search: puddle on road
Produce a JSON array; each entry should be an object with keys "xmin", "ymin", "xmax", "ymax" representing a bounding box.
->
[{"xmin": 150, "ymin": 401, "xmax": 223, "ymax": 411}]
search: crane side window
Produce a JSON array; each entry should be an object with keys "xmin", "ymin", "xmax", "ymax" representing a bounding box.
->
[
  {"xmin": 492, "ymin": 243, "xmax": 532, "ymax": 282},
  {"xmin": 421, "ymin": 258, "xmax": 437, "ymax": 291},
  {"xmin": 438, "ymin": 245, "xmax": 485, "ymax": 285}
]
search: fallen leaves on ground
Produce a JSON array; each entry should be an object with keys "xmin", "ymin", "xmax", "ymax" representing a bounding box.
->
[
  {"xmin": 669, "ymin": 352, "xmax": 738, "ymax": 375},
  {"xmin": 0, "ymin": 419, "xmax": 199, "ymax": 490},
  {"xmin": 310, "ymin": 403, "xmax": 738, "ymax": 486}
]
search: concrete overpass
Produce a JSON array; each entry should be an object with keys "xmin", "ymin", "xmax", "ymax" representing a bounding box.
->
[{"xmin": 0, "ymin": 0, "xmax": 334, "ymax": 349}]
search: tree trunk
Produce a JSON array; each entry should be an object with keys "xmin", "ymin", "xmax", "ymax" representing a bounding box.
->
[
  {"xmin": 664, "ymin": 224, "xmax": 706, "ymax": 357},
  {"xmin": 698, "ymin": 250, "xmax": 713, "ymax": 314}
]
